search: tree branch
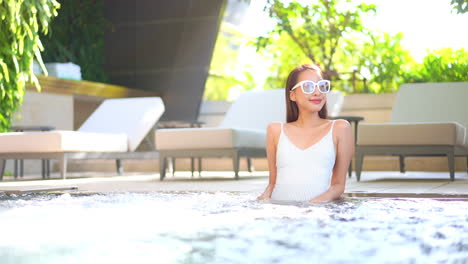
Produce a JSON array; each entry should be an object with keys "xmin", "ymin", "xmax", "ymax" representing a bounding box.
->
[{"xmin": 285, "ymin": 29, "xmax": 316, "ymax": 63}]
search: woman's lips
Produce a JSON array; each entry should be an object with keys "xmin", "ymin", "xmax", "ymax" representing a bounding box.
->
[{"xmin": 309, "ymin": 99, "xmax": 322, "ymax": 104}]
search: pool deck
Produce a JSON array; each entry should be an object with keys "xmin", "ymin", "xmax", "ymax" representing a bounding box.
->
[{"xmin": 1, "ymin": 171, "xmax": 468, "ymax": 198}]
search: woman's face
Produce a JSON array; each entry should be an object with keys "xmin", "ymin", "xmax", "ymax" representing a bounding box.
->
[{"xmin": 290, "ymin": 70, "xmax": 326, "ymax": 113}]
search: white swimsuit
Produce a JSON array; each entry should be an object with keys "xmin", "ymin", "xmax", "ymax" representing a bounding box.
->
[{"xmin": 271, "ymin": 120, "xmax": 336, "ymax": 201}]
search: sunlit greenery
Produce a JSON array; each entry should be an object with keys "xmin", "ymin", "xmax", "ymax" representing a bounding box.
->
[
  {"xmin": 257, "ymin": 0, "xmax": 376, "ymax": 80},
  {"xmin": 256, "ymin": 0, "xmax": 419, "ymax": 93},
  {"xmin": 261, "ymin": 33, "xmax": 309, "ymax": 90},
  {"xmin": 0, "ymin": 0, "xmax": 60, "ymax": 132},
  {"xmin": 204, "ymin": 23, "xmax": 257, "ymax": 101},
  {"xmin": 255, "ymin": 0, "xmax": 467, "ymax": 94},
  {"xmin": 403, "ymin": 48, "xmax": 468, "ymax": 83},
  {"xmin": 352, "ymin": 32, "xmax": 415, "ymax": 93},
  {"xmin": 451, "ymin": 0, "xmax": 468, "ymax": 13}
]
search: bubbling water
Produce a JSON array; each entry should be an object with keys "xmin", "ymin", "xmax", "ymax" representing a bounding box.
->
[{"xmin": 0, "ymin": 192, "xmax": 467, "ymax": 264}]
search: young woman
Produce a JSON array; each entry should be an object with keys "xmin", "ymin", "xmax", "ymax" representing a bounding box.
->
[{"xmin": 258, "ymin": 64, "xmax": 354, "ymax": 203}]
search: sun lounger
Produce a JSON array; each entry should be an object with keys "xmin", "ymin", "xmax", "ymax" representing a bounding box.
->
[
  {"xmin": 0, "ymin": 97, "xmax": 165, "ymax": 179},
  {"xmin": 155, "ymin": 89, "xmax": 345, "ymax": 180},
  {"xmin": 355, "ymin": 82, "xmax": 468, "ymax": 181},
  {"xmin": 156, "ymin": 89, "xmax": 285, "ymax": 180}
]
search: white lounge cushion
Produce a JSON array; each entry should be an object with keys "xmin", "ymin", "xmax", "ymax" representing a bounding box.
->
[
  {"xmin": 391, "ymin": 82, "xmax": 468, "ymax": 127},
  {"xmin": 358, "ymin": 122, "xmax": 467, "ymax": 148},
  {"xmin": 220, "ymin": 89, "xmax": 286, "ymax": 130},
  {"xmin": 0, "ymin": 131, "xmax": 127, "ymax": 153},
  {"xmin": 156, "ymin": 128, "xmax": 265, "ymax": 150},
  {"xmin": 79, "ymin": 97, "xmax": 165, "ymax": 151}
]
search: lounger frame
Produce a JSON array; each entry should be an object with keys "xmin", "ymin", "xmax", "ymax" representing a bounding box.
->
[
  {"xmin": 355, "ymin": 145, "xmax": 468, "ymax": 181},
  {"xmin": 158, "ymin": 148, "xmax": 266, "ymax": 180},
  {"xmin": 0, "ymin": 152, "xmax": 159, "ymax": 180}
]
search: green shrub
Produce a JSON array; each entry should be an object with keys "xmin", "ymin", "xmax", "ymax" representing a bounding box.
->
[
  {"xmin": 0, "ymin": 0, "xmax": 60, "ymax": 132},
  {"xmin": 39, "ymin": 0, "xmax": 108, "ymax": 82},
  {"xmin": 403, "ymin": 48, "xmax": 468, "ymax": 83}
]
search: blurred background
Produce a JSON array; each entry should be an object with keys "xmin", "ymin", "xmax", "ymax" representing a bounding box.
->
[{"xmin": 1, "ymin": 0, "xmax": 467, "ymax": 175}]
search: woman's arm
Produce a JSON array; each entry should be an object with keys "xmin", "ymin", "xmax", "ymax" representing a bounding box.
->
[
  {"xmin": 309, "ymin": 119, "xmax": 354, "ymax": 203},
  {"xmin": 257, "ymin": 123, "xmax": 280, "ymax": 200}
]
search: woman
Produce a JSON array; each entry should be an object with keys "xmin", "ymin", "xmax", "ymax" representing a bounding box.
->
[{"xmin": 257, "ymin": 64, "xmax": 354, "ymax": 203}]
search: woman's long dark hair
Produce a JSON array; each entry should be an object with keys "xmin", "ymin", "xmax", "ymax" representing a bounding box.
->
[{"xmin": 285, "ymin": 64, "xmax": 328, "ymax": 122}]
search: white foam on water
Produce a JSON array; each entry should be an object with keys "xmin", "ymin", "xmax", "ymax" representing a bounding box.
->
[{"xmin": 0, "ymin": 192, "xmax": 467, "ymax": 264}]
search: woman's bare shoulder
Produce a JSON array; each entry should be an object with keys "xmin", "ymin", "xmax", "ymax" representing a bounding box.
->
[
  {"xmin": 331, "ymin": 119, "xmax": 351, "ymax": 136},
  {"xmin": 332, "ymin": 119, "xmax": 351, "ymax": 129},
  {"xmin": 266, "ymin": 122, "xmax": 282, "ymax": 136},
  {"xmin": 331, "ymin": 119, "xmax": 351, "ymax": 142}
]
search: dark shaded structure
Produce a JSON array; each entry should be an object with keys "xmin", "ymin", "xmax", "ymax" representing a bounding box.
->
[{"xmin": 103, "ymin": 0, "xmax": 226, "ymax": 122}]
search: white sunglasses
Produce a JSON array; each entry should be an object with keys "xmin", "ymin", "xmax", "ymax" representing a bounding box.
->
[{"xmin": 291, "ymin": 80, "xmax": 331, "ymax": 94}]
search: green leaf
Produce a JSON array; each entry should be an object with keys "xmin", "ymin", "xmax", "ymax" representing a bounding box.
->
[
  {"xmin": 0, "ymin": 59, "xmax": 9, "ymax": 82},
  {"xmin": 0, "ymin": 0, "xmax": 59, "ymax": 131},
  {"xmin": 11, "ymin": 55, "xmax": 19, "ymax": 73},
  {"xmin": 18, "ymin": 37, "xmax": 24, "ymax": 54}
]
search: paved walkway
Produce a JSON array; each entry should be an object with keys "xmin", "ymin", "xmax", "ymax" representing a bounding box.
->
[{"xmin": 1, "ymin": 171, "xmax": 467, "ymax": 198}]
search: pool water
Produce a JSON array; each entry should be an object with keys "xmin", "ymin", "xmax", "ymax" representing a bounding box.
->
[{"xmin": 0, "ymin": 192, "xmax": 467, "ymax": 264}]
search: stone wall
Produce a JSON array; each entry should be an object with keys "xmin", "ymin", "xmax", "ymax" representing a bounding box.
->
[
  {"xmin": 5, "ymin": 91, "xmax": 74, "ymax": 176},
  {"xmin": 12, "ymin": 91, "xmax": 74, "ymax": 130}
]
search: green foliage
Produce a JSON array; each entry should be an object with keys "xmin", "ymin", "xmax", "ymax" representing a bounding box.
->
[
  {"xmin": 204, "ymin": 26, "xmax": 257, "ymax": 101},
  {"xmin": 258, "ymin": 0, "xmax": 376, "ymax": 78},
  {"xmin": 353, "ymin": 32, "xmax": 415, "ymax": 93},
  {"xmin": 204, "ymin": 31, "xmax": 239, "ymax": 101},
  {"xmin": 261, "ymin": 33, "xmax": 309, "ymax": 90},
  {"xmin": 451, "ymin": 0, "xmax": 468, "ymax": 13},
  {"xmin": 40, "ymin": 0, "xmax": 108, "ymax": 82},
  {"xmin": 204, "ymin": 74, "xmax": 244, "ymax": 101},
  {"xmin": 256, "ymin": 0, "xmax": 430, "ymax": 94},
  {"xmin": 0, "ymin": 0, "xmax": 60, "ymax": 132},
  {"xmin": 403, "ymin": 48, "xmax": 468, "ymax": 83}
]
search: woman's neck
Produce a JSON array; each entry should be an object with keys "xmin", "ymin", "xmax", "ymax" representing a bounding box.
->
[{"xmin": 294, "ymin": 112, "xmax": 324, "ymax": 128}]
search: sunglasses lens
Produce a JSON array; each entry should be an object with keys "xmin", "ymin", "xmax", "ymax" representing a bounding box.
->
[
  {"xmin": 302, "ymin": 81, "xmax": 315, "ymax": 93},
  {"xmin": 318, "ymin": 81, "xmax": 330, "ymax": 93}
]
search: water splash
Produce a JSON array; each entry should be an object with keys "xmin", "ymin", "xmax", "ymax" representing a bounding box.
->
[{"xmin": 0, "ymin": 192, "xmax": 467, "ymax": 264}]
